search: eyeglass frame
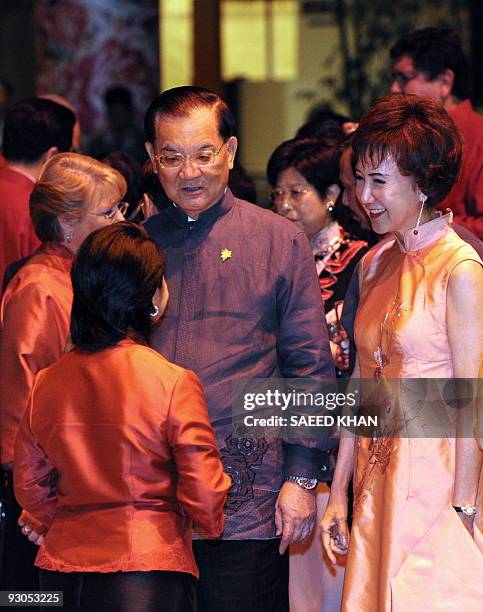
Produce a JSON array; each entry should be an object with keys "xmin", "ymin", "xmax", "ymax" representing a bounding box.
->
[
  {"xmin": 269, "ymin": 187, "xmax": 314, "ymax": 205},
  {"xmin": 153, "ymin": 142, "xmax": 227, "ymax": 169},
  {"xmin": 87, "ymin": 201, "xmax": 129, "ymax": 222}
]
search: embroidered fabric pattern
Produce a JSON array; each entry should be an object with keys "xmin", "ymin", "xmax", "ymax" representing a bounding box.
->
[
  {"xmin": 373, "ymin": 293, "xmax": 409, "ymax": 379},
  {"xmin": 353, "ymin": 436, "xmax": 399, "ymax": 512},
  {"xmin": 220, "ymin": 424, "xmax": 268, "ymax": 515},
  {"xmin": 352, "ymin": 292, "xmax": 409, "ymax": 508}
]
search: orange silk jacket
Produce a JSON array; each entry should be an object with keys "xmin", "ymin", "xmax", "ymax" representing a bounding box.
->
[
  {"xmin": 0, "ymin": 243, "xmax": 73, "ymax": 466},
  {"xmin": 14, "ymin": 340, "xmax": 230, "ymax": 576}
]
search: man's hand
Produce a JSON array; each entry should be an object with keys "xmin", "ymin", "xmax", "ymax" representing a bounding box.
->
[
  {"xmin": 18, "ymin": 517, "xmax": 44, "ymax": 546},
  {"xmin": 275, "ymin": 481, "xmax": 316, "ymax": 554}
]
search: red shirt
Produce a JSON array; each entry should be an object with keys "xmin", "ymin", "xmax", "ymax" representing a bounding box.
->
[
  {"xmin": 438, "ymin": 100, "xmax": 483, "ymax": 239},
  {"xmin": 0, "ymin": 166, "xmax": 41, "ymax": 287},
  {"xmin": 14, "ymin": 340, "xmax": 230, "ymax": 575}
]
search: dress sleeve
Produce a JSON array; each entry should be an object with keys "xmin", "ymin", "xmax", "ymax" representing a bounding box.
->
[
  {"xmin": 166, "ymin": 369, "xmax": 231, "ymax": 537},
  {"xmin": 0, "ymin": 282, "xmax": 69, "ymax": 466},
  {"xmin": 13, "ymin": 375, "xmax": 58, "ymax": 534},
  {"xmin": 276, "ymin": 231, "xmax": 336, "ymax": 477}
]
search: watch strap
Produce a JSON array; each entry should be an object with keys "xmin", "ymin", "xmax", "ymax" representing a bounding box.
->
[{"xmin": 285, "ymin": 476, "xmax": 318, "ymax": 490}]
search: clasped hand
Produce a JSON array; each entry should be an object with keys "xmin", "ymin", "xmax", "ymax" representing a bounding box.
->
[
  {"xmin": 18, "ymin": 517, "xmax": 44, "ymax": 545},
  {"xmin": 320, "ymin": 491, "xmax": 350, "ymax": 564}
]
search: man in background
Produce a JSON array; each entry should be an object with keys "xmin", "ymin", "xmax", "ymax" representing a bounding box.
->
[
  {"xmin": 390, "ymin": 27, "xmax": 482, "ymax": 239},
  {"xmin": 89, "ymin": 85, "xmax": 146, "ymax": 165},
  {"xmin": 0, "ymin": 98, "xmax": 75, "ymax": 289},
  {"xmin": 40, "ymin": 93, "xmax": 82, "ymax": 153}
]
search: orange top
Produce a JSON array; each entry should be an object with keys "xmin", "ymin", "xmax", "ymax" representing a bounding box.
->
[
  {"xmin": 0, "ymin": 242, "xmax": 73, "ymax": 466},
  {"xmin": 14, "ymin": 340, "xmax": 230, "ymax": 576}
]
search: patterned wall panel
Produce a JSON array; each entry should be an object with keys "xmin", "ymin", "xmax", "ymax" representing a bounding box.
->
[{"xmin": 36, "ymin": 0, "xmax": 159, "ymax": 134}]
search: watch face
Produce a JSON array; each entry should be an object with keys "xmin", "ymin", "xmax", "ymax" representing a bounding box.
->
[
  {"xmin": 286, "ymin": 476, "xmax": 318, "ymax": 490},
  {"xmin": 301, "ymin": 478, "xmax": 318, "ymax": 490}
]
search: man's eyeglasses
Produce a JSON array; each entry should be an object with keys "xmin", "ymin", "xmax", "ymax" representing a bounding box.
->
[
  {"xmin": 88, "ymin": 202, "xmax": 129, "ymax": 222},
  {"xmin": 154, "ymin": 142, "xmax": 226, "ymax": 169},
  {"xmin": 269, "ymin": 187, "xmax": 313, "ymax": 204}
]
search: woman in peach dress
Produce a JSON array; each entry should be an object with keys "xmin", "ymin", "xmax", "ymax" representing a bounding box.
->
[{"xmin": 321, "ymin": 94, "xmax": 482, "ymax": 611}]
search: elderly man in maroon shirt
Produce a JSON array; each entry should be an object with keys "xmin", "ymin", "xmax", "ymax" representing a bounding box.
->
[
  {"xmin": 144, "ymin": 86, "xmax": 334, "ymax": 612},
  {"xmin": 390, "ymin": 28, "xmax": 483, "ymax": 240}
]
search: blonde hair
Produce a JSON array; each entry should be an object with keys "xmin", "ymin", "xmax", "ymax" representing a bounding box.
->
[{"xmin": 30, "ymin": 152, "xmax": 127, "ymax": 242}]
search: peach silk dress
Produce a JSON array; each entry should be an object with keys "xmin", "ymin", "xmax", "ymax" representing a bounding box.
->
[{"xmin": 345, "ymin": 213, "xmax": 483, "ymax": 611}]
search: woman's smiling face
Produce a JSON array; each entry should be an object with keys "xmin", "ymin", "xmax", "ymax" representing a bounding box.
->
[{"xmin": 355, "ymin": 156, "xmax": 422, "ymax": 238}]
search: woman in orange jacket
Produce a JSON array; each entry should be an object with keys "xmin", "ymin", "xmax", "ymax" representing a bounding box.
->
[{"xmin": 14, "ymin": 222, "xmax": 230, "ymax": 612}]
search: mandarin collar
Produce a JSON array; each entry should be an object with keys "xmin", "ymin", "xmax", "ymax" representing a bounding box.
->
[
  {"xmin": 169, "ymin": 187, "xmax": 235, "ymax": 229},
  {"xmin": 396, "ymin": 211, "xmax": 453, "ymax": 253}
]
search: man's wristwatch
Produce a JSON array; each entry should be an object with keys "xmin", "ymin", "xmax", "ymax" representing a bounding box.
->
[
  {"xmin": 285, "ymin": 476, "xmax": 318, "ymax": 490},
  {"xmin": 453, "ymin": 504, "xmax": 477, "ymax": 516}
]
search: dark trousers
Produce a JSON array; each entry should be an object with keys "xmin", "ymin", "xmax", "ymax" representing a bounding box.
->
[
  {"xmin": 193, "ymin": 539, "xmax": 289, "ymax": 612},
  {"xmin": 0, "ymin": 468, "xmax": 39, "ymax": 591},
  {"xmin": 40, "ymin": 569, "xmax": 197, "ymax": 612}
]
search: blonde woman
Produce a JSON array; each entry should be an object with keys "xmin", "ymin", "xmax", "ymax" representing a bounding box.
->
[{"xmin": 0, "ymin": 153, "xmax": 126, "ymax": 590}]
